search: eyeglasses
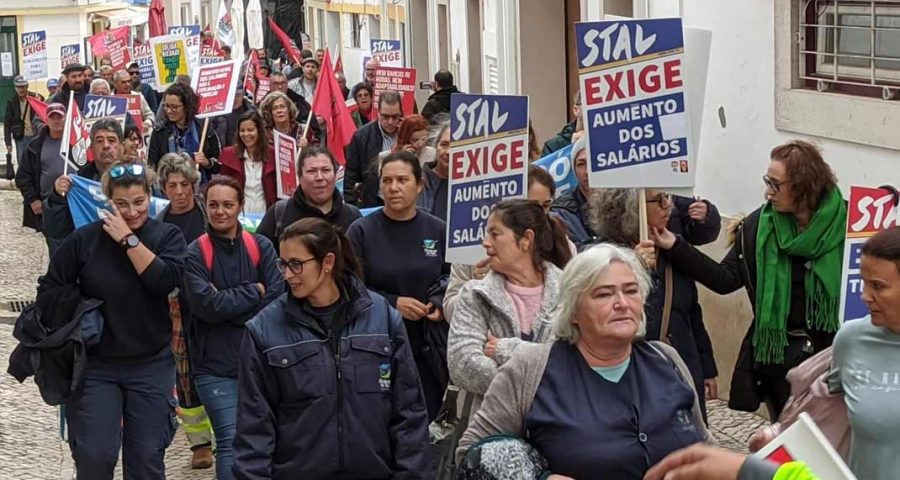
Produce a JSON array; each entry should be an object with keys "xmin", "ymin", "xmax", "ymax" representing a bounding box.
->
[
  {"xmin": 276, "ymin": 257, "xmax": 317, "ymax": 275},
  {"xmin": 645, "ymin": 192, "xmax": 671, "ymax": 209},
  {"xmin": 163, "ymin": 103, "xmax": 184, "ymax": 111},
  {"xmin": 763, "ymin": 175, "xmax": 789, "ymax": 193},
  {"xmin": 380, "ymin": 113, "xmax": 402, "ymax": 121},
  {"xmin": 109, "ymin": 164, "xmax": 145, "ymax": 179},
  {"xmin": 128, "ymin": 71, "xmax": 139, "ymax": 76}
]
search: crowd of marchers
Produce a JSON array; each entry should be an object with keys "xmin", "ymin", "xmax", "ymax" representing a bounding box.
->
[{"xmin": 4, "ymin": 46, "xmax": 900, "ymax": 480}]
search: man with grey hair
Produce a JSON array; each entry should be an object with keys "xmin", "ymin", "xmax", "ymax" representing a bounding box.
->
[
  {"xmin": 113, "ymin": 69, "xmax": 154, "ymax": 134},
  {"xmin": 343, "ymin": 90, "xmax": 403, "ymax": 207},
  {"xmin": 89, "ymin": 78, "xmax": 111, "ymax": 96}
]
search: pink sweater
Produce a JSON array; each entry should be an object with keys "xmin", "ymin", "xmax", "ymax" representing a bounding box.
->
[{"xmin": 504, "ymin": 282, "xmax": 544, "ymax": 337}]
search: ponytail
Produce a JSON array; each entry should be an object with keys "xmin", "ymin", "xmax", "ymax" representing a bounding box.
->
[
  {"xmin": 491, "ymin": 199, "xmax": 573, "ymax": 272},
  {"xmin": 545, "ymin": 215, "xmax": 573, "ymax": 269},
  {"xmin": 280, "ymin": 218, "xmax": 363, "ymax": 288}
]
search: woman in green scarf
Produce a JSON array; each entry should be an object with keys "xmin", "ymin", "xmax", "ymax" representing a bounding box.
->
[{"xmin": 651, "ymin": 140, "xmax": 846, "ymax": 420}]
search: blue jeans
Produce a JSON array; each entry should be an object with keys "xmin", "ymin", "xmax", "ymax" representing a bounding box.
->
[
  {"xmin": 195, "ymin": 374, "xmax": 238, "ymax": 480},
  {"xmin": 65, "ymin": 347, "xmax": 177, "ymax": 480}
]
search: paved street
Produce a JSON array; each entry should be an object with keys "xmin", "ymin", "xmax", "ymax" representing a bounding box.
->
[{"xmin": 0, "ymin": 188, "xmax": 766, "ymax": 478}]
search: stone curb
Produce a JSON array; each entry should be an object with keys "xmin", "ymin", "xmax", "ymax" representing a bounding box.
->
[{"xmin": 0, "ymin": 179, "xmax": 16, "ymax": 191}]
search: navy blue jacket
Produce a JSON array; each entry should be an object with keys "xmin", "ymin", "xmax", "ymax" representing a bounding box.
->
[
  {"xmin": 182, "ymin": 229, "xmax": 284, "ymax": 378},
  {"xmin": 232, "ymin": 275, "xmax": 432, "ymax": 480},
  {"xmin": 550, "ymin": 188, "xmax": 599, "ymax": 251}
]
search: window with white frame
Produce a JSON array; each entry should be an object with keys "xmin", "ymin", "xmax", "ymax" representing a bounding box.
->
[
  {"xmin": 201, "ymin": 0, "xmax": 212, "ymax": 30},
  {"xmin": 800, "ymin": 0, "xmax": 900, "ymax": 99}
]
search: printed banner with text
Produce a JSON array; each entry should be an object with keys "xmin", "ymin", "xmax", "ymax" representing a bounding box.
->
[
  {"xmin": 273, "ymin": 130, "xmax": 298, "ymax": 200},
  {"xmin": 370, "ymin": 39, "xmax": 403, "ymax": 67},
  {"xmin": 191, "ymin": 60, "xmax": 240, "ymax": 118},
  {"xmin": 576, "ymin": 18, "xmax": 693, "ymax": 188},
  {"xmin": 87, "ymin": 26, "xmax": 132, "ymax": 71},
  {"xmin": 446, "ymin": 94, "xmax": 529, "ymax": 264},
  {"xmin": 133, "ymin": 43, "xmax": 156, "ymax": 88},
  {"xmin": 60, "ymin": 44, "xmax": 82, "ymax": 70},
  {"xmin": 839, "ymin": 185, "xmax": 898, "ymax": 322},
  {"xmin": 534, "ymin": 144, "xmax": 577, "ymax": 198},
  {"xmin": 22, "ymin": 31, "xmax": 48, "ymax": 80},
  {"xmin": 373, "ymin": 66, "xmax": 416, "ymax": 115},
  {"xmin": 150, "ymin": 34, "xmax": 191, "ymax": 91},
  {"xmin": 168, "ymin": 25, "xmax": 201, "ymax": 73},
  {"xmin": 200, "ymin": 44, "xmax": 226, "ymax": 66}
]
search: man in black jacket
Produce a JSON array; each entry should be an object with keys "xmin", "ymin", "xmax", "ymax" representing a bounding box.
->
[
  {"xmin": 257, "ymin": 146, "xmax": 361, "ymax": 253},
  {"xmin": 542, "ymin": 90, "xmax": 581, "ymax": 155},
  {"xmin": 5, "ymin": 75, "xmax": 45, "ymax": 168},
  {"xmin": 343, "ymin": 91, "xmax": 403, "ymax": 207},
  {"xmin": 421, "ymin": 70, "xmax": 461, "ymax": 122},
  {"xmin": 47, "ymin": 63, "xmax": 88, "ymax": 111},
  {"xmin": 14, "ymin": 103, "xmax": 66, "ymax": 235}
]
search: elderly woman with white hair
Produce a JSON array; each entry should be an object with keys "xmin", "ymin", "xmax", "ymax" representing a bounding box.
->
[{"xmin": 457, "ymin": 244, "xmax": 712, "ymax": 479}]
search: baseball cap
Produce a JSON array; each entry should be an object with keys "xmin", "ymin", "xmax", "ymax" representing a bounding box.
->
[
  {"xmin": 301, "ymin": 57, "xmax": 319, "ymax": 67},
  {"xmin": 47, "ymin": 103, "xmax": 66, "ymax": 117},
  {"xmin": 62, "ymin": 63, "xmax": 87, "ymax": 75},
  {"xmin": 47, "ymin": 78, "xmax": 59, "ymax": 89},
  {"xmin": 13, "ymin": 75, "xmax": 27, "ymax": 87}
]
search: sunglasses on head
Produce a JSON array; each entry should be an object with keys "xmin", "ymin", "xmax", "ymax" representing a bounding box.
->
[{"xmin": 109, "ymin": 164, "xmax": 146, "ymax": 179}]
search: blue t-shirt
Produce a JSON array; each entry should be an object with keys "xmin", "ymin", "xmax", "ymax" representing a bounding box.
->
[{"xmin": 592, "ymin": 358, "xmax": 631, "ymax": 383}]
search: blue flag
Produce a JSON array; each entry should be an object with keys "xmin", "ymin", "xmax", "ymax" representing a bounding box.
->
[{"xmin": 533, "ymin": 144, "xmax": 577, "ymax": 197}]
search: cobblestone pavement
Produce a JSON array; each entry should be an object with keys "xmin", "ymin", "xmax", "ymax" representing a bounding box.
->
[{"xmin": 0, "ymin": 189, "xmax": 766, "ymax": 478}]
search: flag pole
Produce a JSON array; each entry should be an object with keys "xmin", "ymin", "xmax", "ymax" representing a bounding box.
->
[{"xmin": 61, "ymin": 90, "xmax": 74, "ymax": 178}]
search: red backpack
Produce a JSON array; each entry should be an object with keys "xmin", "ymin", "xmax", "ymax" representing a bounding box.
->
[{"xmin": 197, "ymin": 231, "xmax": 261, "ymax": 271}]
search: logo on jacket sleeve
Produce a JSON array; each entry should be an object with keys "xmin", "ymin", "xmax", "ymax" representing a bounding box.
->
[
  {"xmin": 378, "ymin": 363, "xmax": 392, "ymax": 391},
  {"xmin": 422, "ymin": 239, "xmax": 438, "ymax": 257}
]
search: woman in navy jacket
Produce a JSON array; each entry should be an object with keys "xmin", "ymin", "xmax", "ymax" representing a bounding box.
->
[
  {"xmin": 232, "ymin": 217, "xmax": 432, "ymax": 480},
  {"xmin": 182, "ymin": 176, "xmax": 284, "ymax": 480}
]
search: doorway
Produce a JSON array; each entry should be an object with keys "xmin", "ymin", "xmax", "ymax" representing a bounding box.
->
[{"xmin": 0, "ymin": 16, "xmax": 19, "ymax": 119}]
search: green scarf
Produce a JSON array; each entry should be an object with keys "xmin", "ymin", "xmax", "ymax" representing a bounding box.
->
[{"xmin": 754, "ymin": 187, "xmax": 846, "ymax": 364}]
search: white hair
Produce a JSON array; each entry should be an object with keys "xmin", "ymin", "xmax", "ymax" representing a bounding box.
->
[
  {"xmin": 552, "ymin": 243, "xmax": 652, "ymax": 345},
  {"xmin": 89, "ymin": 78, "xmax": 110, "ymax": 94}
]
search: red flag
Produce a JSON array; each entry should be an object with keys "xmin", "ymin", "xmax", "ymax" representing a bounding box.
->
[
  {"xmin": 334, "ymin": 54, "xmax": 344, "ymax": 74},
  {"xmin": 149, "ymin": 0, "xmax": 167, "ymax": 38},
  {"xmin": 311, "ymin": 51, "xmax": 357, "ymax": 166},
  {"xmin": 268, "ymin": 17, "xmax": 301, "ymax": 65},
  {"xmin": 60, "ymin": 92, "xmax": 91, "ymax": 173},
  {"xmin": 26, "ymin": 96, "xmax": 48, "ymax": 124}
]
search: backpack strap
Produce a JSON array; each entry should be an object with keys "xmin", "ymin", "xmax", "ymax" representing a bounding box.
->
[
  {"xmin": 198, "ymin": 233, "xmax": 214, "ymax": 271},
  {"xmin": 273, "ymin": 199, "xmax": 289, "ymax": 242},
  {"xmin": 242, "ymin": 230, "xmax": 261, "ymax": 268}
]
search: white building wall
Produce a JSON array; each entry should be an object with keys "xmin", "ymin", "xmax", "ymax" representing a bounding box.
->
[
  {"xmin": 676, "ymin": 0, "xmax": 897, "ymax": 215},
  {"xmin": 22, "ymin": 13, "xmax": 93, "ymax": 80}
]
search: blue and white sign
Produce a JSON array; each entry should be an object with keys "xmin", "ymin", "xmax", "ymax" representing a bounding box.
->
[
  {"xmin": 60, "ymin": 44, "xmax": 82, "ymax": 71},
  {"xmin": 68, "ymin": 175, "xmax": 264, "ymax": 232},
  {"xmin": 83, "ymin": 94, "xmax": 129, "ymax": 132},
  {"xmin": 446, "ymin": 94, "xmax": 529, "ymax": 264},
  {"xmin": 576, "ymin": 18, "xmax": 693, "ymax": 188},
  {"xmin": 21, "ymin": 31, "xmax": 48, "ymax": 80},
  {"xmin": 370, "ymin": 38, "xmax": 402, "ymax": 67},
  {"xmin": 133, "ymin": 43, "xmax": 156, "ymax": 87},
  {"xmin": 534, "ymin": 144, "xmax": 577, "ymax": 197},
  {"xmin": 169, "ymin": 25, "xmax": 201, "ymax": 73}
]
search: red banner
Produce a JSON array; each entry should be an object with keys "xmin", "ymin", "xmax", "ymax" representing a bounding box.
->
[
  {"xmin": 273, "ymin": 129, "xmax": 298, "ymax": 199},
  {"xmin": 200, "ymin": 44, "xmax": 226, "ymax": 66},
  {"xmin": 88, "ymin": 26, "xmax": 132, "ymax": 71},
  {"xmin": 192, "ymin": 60, "xmax": 240, "ymax": 118},
  {"xmin": 373, "ymin": 66, "xmax": 417, "ymax": 115}
]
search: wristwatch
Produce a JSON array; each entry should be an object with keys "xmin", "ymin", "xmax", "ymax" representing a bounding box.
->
[{"xmin": 120, "ymin": 233, "xmax": 140, "ymax": 250}]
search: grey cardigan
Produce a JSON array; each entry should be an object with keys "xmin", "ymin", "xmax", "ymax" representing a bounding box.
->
[
  {"xmin": 457, "ymin": 341, "xmax": 714, "ymax": 463},
  {"xmin": 447, "ymin": 263, "xmax": 562, "ymax": 399}
]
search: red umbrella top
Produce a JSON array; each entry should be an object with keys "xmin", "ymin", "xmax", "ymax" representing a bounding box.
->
[{"xmin": 149, "ymin": 0, "xmax": 167, "ymax": 38}]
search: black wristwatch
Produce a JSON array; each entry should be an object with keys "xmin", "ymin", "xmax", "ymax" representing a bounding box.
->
[{"xmin": 121, "ymin": 233, "xmax": 140, "ymax": 250}]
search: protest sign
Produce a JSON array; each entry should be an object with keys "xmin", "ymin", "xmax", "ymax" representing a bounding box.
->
[
  {"xmin": 755, "ymin": 413, "xmax": 856, "ymax": 480},
  {"xmin": 534, "ymin": 144, "xmax": 577, "ymax": 198},
  {"xmin": 255, "ymin": 76, "xmax": 270, "ymax": 102},
  {"xmin": 67, "ymin": 175, "xmax": 265, "ymax": 232},
  {"xmin": 150, "ymin": 34, "xmax": 190, "ymax": 91},
  {"xmin": 87, "ymin": 27, "xmax": 132, "ymax": 71},
  {"xmin": 60, "ymin": 44, "xmax": 82, "ymax": 70},
  {"xmin": 191, "ymin": 60, "xmax": 240, "ymax": 118},
  {"xmin": 133, "ymin": 43, "xmax": 156, "ymax": 88},
  {"xmin": 200, "ymin": 44, "xmax": 226, "ymax": 65},
  {"xmin": 117, "ymin": 94, "xmax": 144, "ymax": 134},
  {"xmin": 575, "ymin": 18, "xmax": 693, "ymax": 188},
  {"xmin": 169, "ymin": 25, "xmax": 201, "ymax": 73},
  {"xmin": 446, "ymin": 94, "xmax": 529, "ymax": 264},
  {"xmin": 373, "ymin": 66, "xmax": 416, "ymax": 115},
  {"xmin": 22, "ymin": 31, "xmax": 48, "ymax": 80},
  {"xmin": 273, "ymin": 130, "xmax": 298, "ymax": 199},
  {"xmin": 83, "ymin": 94, "xmax": 128, "ymax": 131},
  {"xmin": 370, "ymin": 39, "xmax": 403, "ymax": 67},
  {"xmin": 839, "ymin": 186, "xmax": 898, "ymax": 321}
]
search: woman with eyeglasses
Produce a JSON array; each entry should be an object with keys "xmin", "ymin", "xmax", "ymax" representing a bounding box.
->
[
  {"xmin": 350, "ymin": 83, "xmax": 376, "ymax": 128},
  {"xmin": 123, "ymin": 124, "xmax": 146, "ymax": 164},
  {"xmin": 148, "ymin": 82, "xmax": 221, "ymax": 184},
  {"xmin": 182, "ymin": 176, "xmax": 283, "ymax": 480},
  {"xmin": 346, "ymin": 151, "xmax": 451, "ymax": 421},
  {"xmin": 591, "ymin": 188, "xmax": 722, "ymax": 423},
  {"xmin": 652, "ymin": 140, "xmax": 847, "ymax": 420},
  {"xmin": 259, "ymin": 91, "xmax": 310, "ymax": 148},
  {"xmin": 38, "ymin": 161, "xmax": 187, "ymax": 479},
  {"xmin": 232, "ymin": 218, "xmax": 432, "ymax": 479},
  {"xmin": 219, "ymin": 111, "xmax": 277, "ymax": 215}
]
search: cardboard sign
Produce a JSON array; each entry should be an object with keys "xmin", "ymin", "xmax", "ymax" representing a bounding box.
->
[
  {"xmin": 60, "ymin": 44, "xmax": 82, "ymax": 70},
  {"xmin": 370, "ymin": 39, "xmax": 402, "ymax": 67},
  {"xmin": 168, "ymin": 25, "xmax": 201, "ymax": 73},
  {"xmin": 117, "ymin": 94, "xmax": 144, "ymax": 135},
  {"xmin": 534, "ymin": 144, "xmax": 577, "ymax": 198},
  {"xmin": 373, "ymin": 66, "xmax": 416, "ymax": 115},
  {"xmin": 839, "ymin": 186, "xmax": 898, "ymax": 321},
  {"xmin": 273, "ymin": 129, "xmax": 298, "ymax": 200},
  {"xmin": 88, "ymin": 27, "xmax": 132, "ymax": 71},
  {"xmin": 575, "ymin": 18, "xmax": 693, "ymax": 188},
  {"xmin": 191, "ymin": 60, "xmax": 240, "ymax": 118},
  {"xmin": 133, "ymin": 43, "xmax": 156, "ymax": 88},
  {"xmin": 200, "ymin": 44, "xmax": 226, "ymax": 66},
  {"xmin": 83, "ymin": 94, "xmax": 128, "ymax": 133},
  {"xmin": 446, "ymin": 94, "xmax": 529, "ymax": 264},
  {"xmin": 755, "ymin": 413, "xmax": 856, "ymax": 480},
  {"xmin": 21, "ymin": 31, "xmax": 48, "ymax": 80},
  {"xmin": 150, "ymin": 34, "xmax": 191, "ymax": 91}
]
